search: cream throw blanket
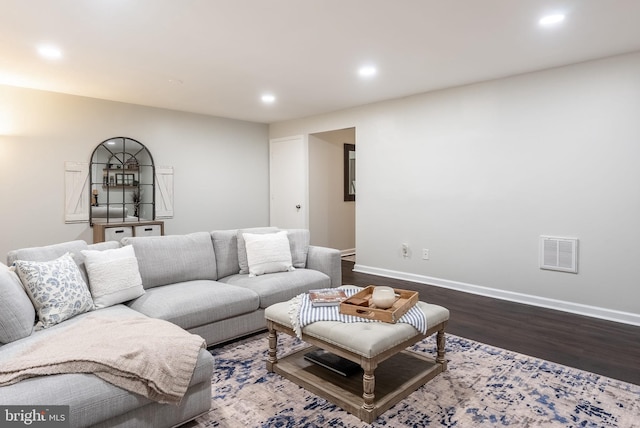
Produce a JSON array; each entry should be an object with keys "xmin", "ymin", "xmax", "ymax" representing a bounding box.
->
[{"xmin": 0, "ymin": 314, "xmax": 206, "ymax": 405}]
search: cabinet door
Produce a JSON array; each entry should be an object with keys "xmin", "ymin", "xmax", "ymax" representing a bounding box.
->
[
  {"xmin": 104, "ymin": 226, "xmax": 133, "ymax": 242},
  {"xmin": 134, "ymin": 225, "xmax": 162, "ymax": 237}
]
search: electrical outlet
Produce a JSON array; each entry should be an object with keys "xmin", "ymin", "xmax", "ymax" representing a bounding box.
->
[
  {"xmin": 422, "ymin": 249, "xmax": 429, "ymax": 260},
  {"xmin": 402, "ymin": 243, "xmax": 409, "ymax": 258}
]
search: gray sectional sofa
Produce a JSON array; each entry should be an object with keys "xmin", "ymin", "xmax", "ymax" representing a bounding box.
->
[{"xmin": 0, "ymin": 227, "xmax": 341, "ymax": 428}]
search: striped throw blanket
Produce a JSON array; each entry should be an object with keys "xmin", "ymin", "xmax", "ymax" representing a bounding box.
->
[{"xmin": 289, "ymin": 287, "xmax": 427, "ymax": 338}]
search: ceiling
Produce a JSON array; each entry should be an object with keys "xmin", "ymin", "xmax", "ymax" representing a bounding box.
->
[{"xmin": 2, "ymin": 1, "xmax": 640, "ymax": 124}]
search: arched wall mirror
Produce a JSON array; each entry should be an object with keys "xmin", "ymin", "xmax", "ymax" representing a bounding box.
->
[{"xmin": 89, "ymin": 137, "xmax": 155, "ymax": 225}]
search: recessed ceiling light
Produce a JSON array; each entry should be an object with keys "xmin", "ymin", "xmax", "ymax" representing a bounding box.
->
[
  {"xmin": 358, "ymin": 66, "xmax": 377, "ymax": 78},
  {"xmin": 539, "ymin": 14, "xmax": 565, "ymax": 26},
  {"xmin": 261, "ymin": 94, "xmax": 276, "ymax": 104},
  {"xmin": 37, "ymin": 44, "xmax": 62, "ymax": 60}
]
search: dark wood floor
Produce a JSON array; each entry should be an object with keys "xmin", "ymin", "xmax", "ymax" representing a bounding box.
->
[{"xmin": 342, "ymin": 260, "xmax": 640, "ymax": 386}]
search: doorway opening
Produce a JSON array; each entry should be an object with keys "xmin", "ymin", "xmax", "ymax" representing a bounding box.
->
[{"xmin": 308, "ymin": 127, "xmax": 356, "ymax": 259}]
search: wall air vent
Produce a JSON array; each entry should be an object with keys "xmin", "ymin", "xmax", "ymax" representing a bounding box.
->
[{"xmin": 540, "ymin": 236, "xmax": 578, "ymax": 273}]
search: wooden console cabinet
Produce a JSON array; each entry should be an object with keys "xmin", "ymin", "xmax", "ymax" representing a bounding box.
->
[{"xmin": 93, "ymin": 220, "xmax": 164, "ymax": 243}]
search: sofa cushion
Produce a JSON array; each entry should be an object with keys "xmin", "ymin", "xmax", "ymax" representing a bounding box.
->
[
  {"xmin": 81, "ymin": 246, "xmax": 145, "ymax": 308},
  {"xmin": 0, "ymin": 263, "xmax": 35, "ymax": 344},
  {"xmin": 127, "ymin": 280, "xmax": 260, "ymax": 331},
  {"xmin": 0, "ymin": 305, "xmax": 214, "ymax": 427},
  {"xmin": 7, "ymin": 240, "xmax": 90, "ymax": 284},
  {"xmin": 217, "ymin": 269, "xmax": 331, "ymax": 308},
  {"xmin": 0, "ymin": 357, "xmax": 211, "ymax": 428},
  {"xmin": 87, "ymin": 240, "xmax": 121, "ymax": 251},
  {"xmin": 243, "ymin": 231, "xmax": 294, "ymax": 277},
  {"xmin": 285, "ymin": 229, "xmax": 310, "ymax": 268},
  {"xmin": 236, "ymin": 227, "xmax": 279, "ymax": 274},
  {"xmin": 211, "ymin": 229, "xmax": 240, "ymax": 279},
  {"xmin": 121, "ymin": 232, "xmax": 217, "ymax": 289},
  {"xmin": 13, "ymin": 253, "xmax": 95, "ymax": 329}
]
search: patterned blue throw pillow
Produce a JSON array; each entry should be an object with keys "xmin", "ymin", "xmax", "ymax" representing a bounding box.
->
[{"xmin": 13, "ymin": 253, "xmax": 94, "ymax": 329}]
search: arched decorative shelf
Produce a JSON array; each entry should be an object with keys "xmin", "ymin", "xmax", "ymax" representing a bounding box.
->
[{"xmin": 89, "ymin": 137, "xmax": 164, "ymax": 241}]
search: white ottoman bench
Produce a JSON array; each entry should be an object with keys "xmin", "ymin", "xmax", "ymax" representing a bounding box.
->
[{"xmin": 265, "ymin": 297, "xmax": 450, "ymax": 423}]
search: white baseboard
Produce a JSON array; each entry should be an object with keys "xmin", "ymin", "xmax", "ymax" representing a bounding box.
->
[
  {"xmin": 353, "ymin": 264, "xmax": 640, "ymax": 327},
  {"xmin": 341, "ymin": 248, "xmax": 356, "ymax": 257}
]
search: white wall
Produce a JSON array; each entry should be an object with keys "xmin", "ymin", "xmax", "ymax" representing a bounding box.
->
[
  {"xmin": 0, "ymin": 85, "xmax": 269, "ymax": 259},
  {"xmin": 270, "ymin": 52, "xmax": 640, "ymax": 324},
  {"xmin": 308, "ymin": 128, "xmax": 355, "ymax": 251}
]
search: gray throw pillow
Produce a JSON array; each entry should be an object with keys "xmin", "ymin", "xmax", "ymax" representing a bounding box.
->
[
  {"xmin": 0, "ymin": 263, "xmax": 35, "ymax": 343},
  {"xmin": 210, "ymin": 229, "xmax": 240, "ymax": 279},
  {"xmin": 284, "ymin": 229, "xmax": 310, "ymax": 268}
]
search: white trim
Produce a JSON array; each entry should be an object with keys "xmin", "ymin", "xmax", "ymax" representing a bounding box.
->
[
  {"xmin": 341, "ymin": 248, "xmax": 356, "ymax": 257},
  {"xmin": 353, "ymin": 264, "xmax": 640, "ymax": 327}
]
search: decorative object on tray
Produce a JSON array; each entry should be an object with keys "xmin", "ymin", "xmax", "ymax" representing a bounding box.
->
[
  {"xmin": 340, "ymin": 285, "xmax": 418, "ymax": 323},
  {"xmin": 308, "ymin": 288, "xmax": 348, "ymax": 307},
  {"xmin": 371, "ymin": 286, "xmax": 396, "ymax": 308}
]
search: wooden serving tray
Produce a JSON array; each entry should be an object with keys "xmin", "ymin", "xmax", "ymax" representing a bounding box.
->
[{"xmin": 340, "ymin": 286, "xmax": 418, "ymax": 323}]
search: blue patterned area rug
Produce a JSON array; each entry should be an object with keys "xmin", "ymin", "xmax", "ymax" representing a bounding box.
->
[{"xmin": 186, "ymin": 332, "xmax": 640, "ymax": 427}]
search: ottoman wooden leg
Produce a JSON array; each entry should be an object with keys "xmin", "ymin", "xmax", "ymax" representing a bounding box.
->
[
  {"xmin": 362, "ymin": 370, "xmax": 375, "ymax": 411},
  {"xmin": 361, "ymin": 359, "xmax": 378, "ymax": 412},
  {"xmin": 436, "ymin": 327, "xmax": 447, "ymax": 371},
  {"xmin": 266, "ymin": 322, "xmax": 278, "ymax": 372}
]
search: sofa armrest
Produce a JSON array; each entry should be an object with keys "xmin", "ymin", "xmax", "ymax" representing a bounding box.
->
[{"xmin": 306, "ymin": 245, "xmax": 341, "ymax": 288}]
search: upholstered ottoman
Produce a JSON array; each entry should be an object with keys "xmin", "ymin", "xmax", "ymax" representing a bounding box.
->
[{"xmin": 265, "ymin": 297, "xmax": 449, "ymax": 423}]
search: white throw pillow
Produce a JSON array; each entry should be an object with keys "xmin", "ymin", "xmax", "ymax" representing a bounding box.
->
[
  {"xmin": 81, "ymin": 245, "xmax": 145, "ymax": 308},
  {"xmin": 236, "ymin": 227, "xmax": 279, "ymax": 274},
  {"xmin": 13, "ymin": 253, "xmax": 94, "ymax": 329},
  {"xmin": 243, "ymin": 231, "xmax": 295, "ymax": 277}
]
